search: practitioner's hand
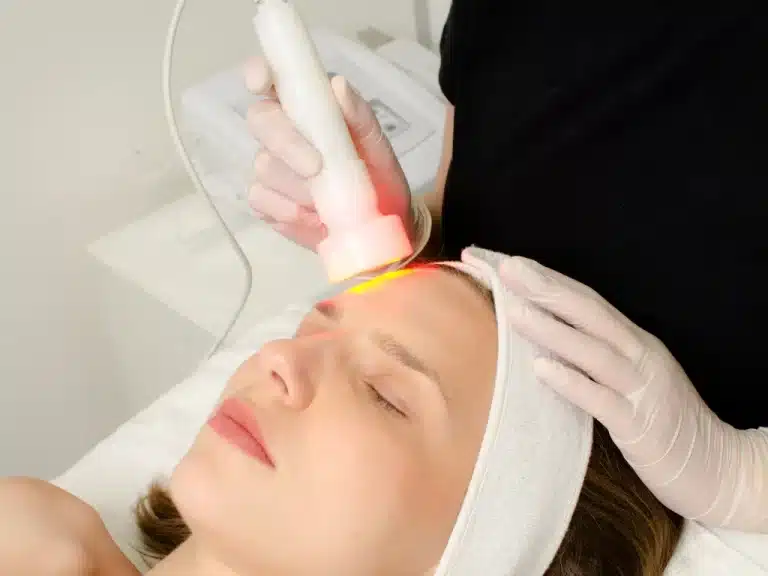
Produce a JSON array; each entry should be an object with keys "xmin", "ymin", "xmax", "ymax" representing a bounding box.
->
[
  {"xmin": 0, "ymin": 477, "xmax": 140, "ymax": 575},
  {"xmin": 243, "ymin": 56, "xmax": 413, "ymax": 250},
  {"xmin": 462, "ymin": 247, "xmax": 768, "ymax": 533}
]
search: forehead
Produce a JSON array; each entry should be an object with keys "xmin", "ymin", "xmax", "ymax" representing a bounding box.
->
[
  {"xmin": 337, "ymin": 267, "xmax": 498, "ymax": 401},
  {"xmin": 340, "ymin": 266, "xmax": 489, "ymax": 320}
]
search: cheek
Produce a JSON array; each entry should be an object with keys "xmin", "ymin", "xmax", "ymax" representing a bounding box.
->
[
  {"xmin": 292, "ymin": 412, "xmax": 452, "ymax": 572},
  {"xmin": 220, "ymin": 356, "xmax": 260, "ymax": 399},
  {"xmin": 168, "ymin": 431, "xmax": 259, "ymax": 546},
  {"xmin": 300, "ymin": 412, "xmax": 416, "ymax": 521},
  {"xmin": 169, "ymin": 428, "xmax": 296, "ymax": 575}
]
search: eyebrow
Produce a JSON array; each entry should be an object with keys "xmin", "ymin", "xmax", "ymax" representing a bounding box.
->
[
  {"xmin": 314, "ymin": 300, "xmax": 444, "ymax": 391},
  {"xmin": 371, "ymin": 332, "xmax": 442, "ymax": 389}
]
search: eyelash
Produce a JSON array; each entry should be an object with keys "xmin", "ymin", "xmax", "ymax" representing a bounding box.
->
[
  {"xmin": 367, "ymin": 384, "xmax": 407, "ymax": 418},
  {"xmin": 295, "ymin": 318, "xmax": 407, "ymax": 419}
]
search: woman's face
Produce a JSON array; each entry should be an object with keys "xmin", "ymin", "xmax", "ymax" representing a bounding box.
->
[{"xmin": 170, "ymin": 266, "xmax": 498, "ymax": 576}]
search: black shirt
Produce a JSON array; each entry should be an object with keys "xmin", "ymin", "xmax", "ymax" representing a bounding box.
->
[{"xmin": 437, "ymin": 0, "xmax": 766, "ymax": 429}]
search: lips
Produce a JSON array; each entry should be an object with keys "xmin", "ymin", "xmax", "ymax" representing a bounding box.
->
[{"xmin": 208, "ymin": 397, "xmax": 275, "ymax": 468}]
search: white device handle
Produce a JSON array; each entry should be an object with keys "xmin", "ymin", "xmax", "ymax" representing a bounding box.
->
[
  {"xmin": 252, "ymin": 0, "xmax": 379, "ymax": 229},
  {"xmin": 252, "ymin": 0, "xmax": 413, "ymax": 283}
]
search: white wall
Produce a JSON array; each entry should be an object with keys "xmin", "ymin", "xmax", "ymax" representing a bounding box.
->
[
  {"xmin": 428, "ymin": 0, "xmax": 452, "ymax": 46},
  {"xmin": 0, "ymin": 0, "xmax": 424, "ymax": 479}
]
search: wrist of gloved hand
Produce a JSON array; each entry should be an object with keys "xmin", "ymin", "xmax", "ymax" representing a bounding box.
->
[
  {"xmin": 626, "ymin": 404, "xmax": 768, "ymax": 533},
  {"xmin": 405, "ymin": 195, "xmax": 434, "ymax": 261},
  {"xmin": 709, "ymin": 425, "xmax": 768, "ymax": 532}
]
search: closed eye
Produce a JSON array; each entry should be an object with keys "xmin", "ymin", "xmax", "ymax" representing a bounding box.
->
[{"xmin": 367, "ymin": 384, "xmax": 407, "ymax": 418}]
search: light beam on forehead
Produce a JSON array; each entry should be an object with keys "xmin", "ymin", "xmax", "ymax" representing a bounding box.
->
[{"xmin": 345, "ymin": 269, "xmax": 418, "ymax": 295}]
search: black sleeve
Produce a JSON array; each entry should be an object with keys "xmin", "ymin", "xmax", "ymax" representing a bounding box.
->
[{"xmin": 437, "ymin": 3, "xmax": 457, "ymax": 105}]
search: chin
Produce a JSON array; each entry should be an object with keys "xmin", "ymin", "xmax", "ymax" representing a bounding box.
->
[
  {"xmin": 170, "ymin": 429, "xmax": 246, "ymax": 531},
  {"xmin": 169, "ymin": 427, "xmax": 276, "ymax": 567},
  {"xmin": 169, "ymin": 430, "xmax": 223, "ymax": 531}
]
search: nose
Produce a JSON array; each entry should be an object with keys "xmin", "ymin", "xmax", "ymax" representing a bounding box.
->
[{"xmin": 256, "ymin": 338, "xmax": 316, "ymax": 410}]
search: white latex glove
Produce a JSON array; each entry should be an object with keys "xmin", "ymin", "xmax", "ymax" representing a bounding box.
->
[
  {"xmin": 462, "ymin": 248, "xmax": 768, "ymax": 533},
  {"xmin": 243, "ymin": 56, "xmax": 413, "ymax": 250}
]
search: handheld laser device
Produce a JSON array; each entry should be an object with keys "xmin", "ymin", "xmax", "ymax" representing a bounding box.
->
[
  {"xmin": 252, "ymin": 0, "xmax": 415, "ymax": 283},
  {"xmin": 164, "ymin": 0, "xmax": 425, "ymax": 356}
]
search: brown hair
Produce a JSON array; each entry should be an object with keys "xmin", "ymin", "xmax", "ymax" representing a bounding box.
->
[{"xmin": 134, "ymin": 265, "xmax": 683, "ymax": 574}]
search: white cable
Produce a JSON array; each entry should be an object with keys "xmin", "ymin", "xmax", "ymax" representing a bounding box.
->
[{"xmin": 163, "ymin": 0, "xmax": 253, "ymax": 360}]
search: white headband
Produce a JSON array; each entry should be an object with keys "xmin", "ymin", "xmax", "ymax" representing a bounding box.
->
[{"xmin": 434, "ymin": 247, "xmax": 594, "ymax": 575}]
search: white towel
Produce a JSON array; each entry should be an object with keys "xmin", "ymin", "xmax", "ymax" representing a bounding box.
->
[
  {"xmin": 433, "ymin": 248, "xmax": 594, "ymax": 575},
  {"xmin": 665, "ymin": 522, "xmax": 768, "ymax": 575}
]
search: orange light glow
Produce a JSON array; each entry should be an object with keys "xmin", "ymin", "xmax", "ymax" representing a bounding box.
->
[{"xmin": 345, "ymin": 269, "xmax": 418, "ymax": 295}]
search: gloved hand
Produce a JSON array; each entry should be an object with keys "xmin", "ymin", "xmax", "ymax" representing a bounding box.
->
[
  {"xmin": 243, "ymin": 56, "xmax": 413, "ymax": 250},
  {"xmin": 462, "ymin": 248, "xmax": 768, "ymax": 533}
]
